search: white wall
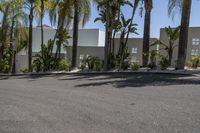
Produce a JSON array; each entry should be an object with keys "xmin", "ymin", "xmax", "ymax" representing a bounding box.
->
[
  {"xmin": 32, "ymin": 28, "xmax": 105, "ymax": 53},
  {"xmin": 98, "ymin": 30, "xmax": 105, "ymax": 47},
  {"xmin": 16, "ymin": 55, "xmax": 28, "ymax": 73},
  {"xmin": 68, "ymin": 29, "xmax": 104, "ymax": 47},
  {"xmin": 32, "ymin": 27, "xmax": 66, "ymax": 54}
]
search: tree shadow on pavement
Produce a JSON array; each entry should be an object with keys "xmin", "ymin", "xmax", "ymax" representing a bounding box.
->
[{"xmin": 74, "ymin": 74, "xmax": 200, "ymax": 88}]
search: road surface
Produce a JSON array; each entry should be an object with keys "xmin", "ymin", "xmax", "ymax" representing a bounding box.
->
[{"xmin": 0, "ymin": 73, "xmax": 200, "ymax": 133}]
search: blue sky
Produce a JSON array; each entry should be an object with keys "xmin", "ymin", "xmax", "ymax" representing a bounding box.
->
[
  {"xmin": 1, "ymin": 0, "xmax": 199, "ymax": 38},
  {"xmin": 82, "ymin": 0, "xmax": 200, "ymax": 38}
]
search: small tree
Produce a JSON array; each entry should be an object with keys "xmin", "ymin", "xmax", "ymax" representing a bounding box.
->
[{"xmin": 152, "ymin": 26, "xmax": 180, "ymax": 66}]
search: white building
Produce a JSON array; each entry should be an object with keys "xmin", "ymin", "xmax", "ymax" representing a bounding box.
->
[{"xmin": 16, "ymin": 27, "xmax": 105, "ymax": 72}]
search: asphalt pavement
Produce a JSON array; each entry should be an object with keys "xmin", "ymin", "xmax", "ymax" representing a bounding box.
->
[{"xmin": 0, "ymin": 73, "xmax": 200, "ymax": 133}]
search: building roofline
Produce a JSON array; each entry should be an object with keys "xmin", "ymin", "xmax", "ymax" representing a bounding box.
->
[{"xmin": 160, "ymin": 26, "xmax": 200, "ymax": 30}]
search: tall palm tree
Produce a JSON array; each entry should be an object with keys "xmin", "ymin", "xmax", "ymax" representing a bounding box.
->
[
  {"xmin": 0, "ymin": 2, "xmax": 10, "ymax": 60},
  {"xmin": 71, "ymin": 0, "xmax": 79, "ymax": 69},
  {"xmin": 9, "ymin": 0, "xmax": 28, "ymax": 74},
  {"xmin": 0, "ymin": 0, "xmax": 28, "ymax": 73},
  {"xmin": 177, "ymin": 0, "xmax": 192, "ymax": 69},
  {"xmin": 168, "ymin": 0, "xmax": 192, "ymax": 69},
  {"xmin": 142, "ymin": 0, "xmax": 153, "ymax": 67},
  {"xmin": 49, "ymin": 0, "xmax": 73, "ymax": 60},
  {"xmin": 71, "ymin": 0, "xmax": 91, "ymax": 69},
  {"xmin": 95, "ymin": 0, "xmax": 139, "ymax": 70},
  {"xmin": 40, "ymin": 0, "xmax": 51, "ymax": 59},
  {"xmin": 41, "ymin": 0, "xmax": 45, "ymax": 59},
  {"xmin": 23, "ymin": 0, "xmax": 40, "ymax": 72}
]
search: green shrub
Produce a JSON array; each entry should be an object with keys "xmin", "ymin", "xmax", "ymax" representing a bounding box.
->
[
  {"xmin": 0, "ymin": 60, "xmax": 10, "ymax": 73},
  {"xmin": 121, "ymin": 59, "xmax": 130, "ymax": 70},
  {"xmin": 159, "ymin": 56, "xmax": 169, "ymax": 70},
  {"xmin": 20, "ymin": 68, "xmax": 28, "ymax": 74},
  {"xmin": 148, "ymin": 50, "xmax": 158, "ymax": 69},
  {"xmin": 80, "ymin": 58, "xmax": 87, "ymax": 70},
  {"xmin": 0, "ymin": 49, "xmax": 11, "ymax": 73},
  {"xmin": 187, "ymin": 55, "xmax": 200, "ymax": 69},
  {"xmin": 109, "ymin": 54, "xmax": 118, "ymax": 69},
  {"xmin": 86, "ymin": 56, "xmax": 102, "ymax": 71},
  {"xmin": 58, "ymin": 59, "xmax": 71, "ymax": 71},
  {"xmin": 33, "ymin": 55, "xmax": 43, "ymax": 72},
  {"xmin": 131, "ymin": 63, "xmax": 140, "ymax": 71}
]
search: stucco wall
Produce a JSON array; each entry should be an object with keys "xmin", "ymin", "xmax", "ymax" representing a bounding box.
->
[
  {"xmin": 159, "ymin": 27, "xmax": 200, "ymax": 66},
  {"xmin": 67, "ymin": 38, "xmax": 157, "ymax": 66},
  {"xmin": 32, "ymin": 28, "xmax": 104, "ymax": 54},
  {"xmin": 67, "ymin": 46, "xmax": 104, "ymax": 67},
  {"xmin": 16, "ymin": 55, "xmax": 28, "ymax": 73}
]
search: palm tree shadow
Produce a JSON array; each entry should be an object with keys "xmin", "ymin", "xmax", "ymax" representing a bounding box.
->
[{"xmin": 75, "ymin": 74, "xmax": 200, "ymax": 88}]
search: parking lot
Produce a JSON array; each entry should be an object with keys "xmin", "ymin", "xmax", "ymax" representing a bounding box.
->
[{"xmin": 0, "ymin": 73, "xmax": 200, "ymax": 133}]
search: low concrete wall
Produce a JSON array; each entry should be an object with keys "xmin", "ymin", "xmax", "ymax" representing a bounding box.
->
[
  {"xmin": 16, "ymin": 55, "xmax": 28, "ymax": 73},
  {"xmin": 67, "ymin": 46, "xmax": 104, "ymax": 67}
]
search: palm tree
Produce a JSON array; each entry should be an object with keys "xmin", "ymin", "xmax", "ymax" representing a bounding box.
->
[
  {"xmin": 71, "ymin": 0, "xmax": 91, "ymax": 69},
  {"xmin": 142, "ymin": 0, "xmax": 153, "ymax": 67},
  {"xmin": 71, "ymin": 0, "xmax": 79, "ymax": 69},
  {"xmin": 9, "ymin": 1, "xmax": 28, "ymax": 74},
  {"xmin": 0, "ymin": 2, "xmax": 10, "ymax": 60},
  {"xmin": 168, "ymin": 0, "xmax": 192, "ymax": 69},
  {"xmin": 94, "ymin": 0, "xmax": 139, "ymax": 70},
  {"xmin": 152, "ymin": 26, "xmax": 180, "ymax": 66},
  {"xmin": 40, "ymin": 0, "xmax": 51, "ymax": 59},
  {"xmin": 49, "ymin": 0, "xmax": 73, "ymax": 60},
  {"xmin": 0, "ymin": 0, "xmax": 28, "ymax": 73},
  {"xmin": 23, "ymin": 0, "xmax": 40, "ymax": 72},
  {"xmin": 40, "ymin": 0, "xmax": 45, "ymax": 59}
]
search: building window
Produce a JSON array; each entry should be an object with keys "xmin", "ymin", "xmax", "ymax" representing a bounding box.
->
[
  {"xmin": 131, "ymin": 56, "xmax": 138, "ymax": 63},
  {"xmin": 132, "ymin": 48, "xmax": 138, "ymax": 54},
  {"xmin": 191, "ymin": 49, "xmax": 199, "ymax": 56},
  {"xmin": 80, "ymin": 54, "xmax": 84, "ymax": 60},
  {"xmin": 192, "ymin": 38, "xmax": 200, "ymax": 45}
]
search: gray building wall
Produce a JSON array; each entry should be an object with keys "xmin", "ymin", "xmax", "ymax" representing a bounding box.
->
[
  {"xmin": 114, "ymin": 38, "xmax": 157, "ymax": 66},
  {"xmin": 67, "ymin": 38, "xmax": 157, "ymax": 67},
  {"xmin": 67, "ymin": 47, "xmax": 104, "ymax": 67},
  {"xmin": 15, "ymin": 28, "xmax": 105, "ymax": 72},
  {"xmin": 160, "ymin": 27, "xmax": 200, "ymax": 66}
]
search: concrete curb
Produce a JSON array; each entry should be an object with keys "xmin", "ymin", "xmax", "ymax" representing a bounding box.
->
[{"xmin": 0, "ymin": 70, "xmax": 199, "ymax": 77}]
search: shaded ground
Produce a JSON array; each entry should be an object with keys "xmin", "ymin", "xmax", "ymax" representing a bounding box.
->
[{"xmin": 0, "ymin": 73, "xmax": 200, "ymax": 133}]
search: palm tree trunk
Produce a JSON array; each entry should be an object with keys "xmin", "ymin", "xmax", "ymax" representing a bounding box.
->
[
  {"xmin": 124, "ymin": 0, "xmax": 139, "ymax": 45},
  {"xmin": 112, "ymin": 7, "xmax": 121, "ymax": 55},
  {"xmin": 10, "ymin": 16, "xmax": 15, "ymax": 74},
  {"xmin": 41, "ymin": 0, "xmax": 44, "ymax": 59},
  {"xmin": 176, "ymin": 0, "xmax": 192, "ymax": 69},
  {"xmin": 103, "ymin": 1, "xmax": 110, "ymax": 71},
  {"xmin": 72, "ymin": 0, "xmax": 79, "ymax": 69},
  {"xmin": 142, "ymin": 10, "xmax": 151, "ymax": 67},
  {"xmin": 168, "ymin": 50, "xmax": 173, "ymax": 67},
  {"xmin": 0, "ymin": 6, "xmax": 9, "ymax": 60},
  {"xmin": 28, "ymin": 5, "xmax": 33, "ymax": 72}
]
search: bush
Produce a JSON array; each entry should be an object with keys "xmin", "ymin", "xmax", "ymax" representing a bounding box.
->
[
  {"xmin": 148, "ymin": 50, "xmax": 158, "ymax": 69},
  {"xmin": 109, "ymin": 54, "xmax": 118, "ymax": 69},
  {"xmin": 80, "ymin": 58, "xmax": 87, "ymax": 70},
  {"xmin": 0, "ymin": 49, "xmax": 11, "ymax": 73},
  {"xmin": 20, "ymin": 68, "xmax": 28, "ymax": 74},
  {"xmin": 86, "ymin": 56, "xmax": 102, "ymax": 71},
  {"xmin": 131, "ymin": 63, "xmax": 140, "ymax": 71},
  {"xmin": 0, "ymin": 60, "xmax": 10, "ymax": 73},
  {"xmin": 187, "ymin": 55, "xmax": 200, "ymax": 69},
  {"xmin": 159, "ymin": 56, "xmax": 169, "ymax": 70},
  {"xmin": 33, "ymin": 55, "xmax": 43, "ymax": 72},
  {"xmin": 58, "ymin": 59, "xmax": 71, "ymax": 71},
  {"xmin": 121, "ymin": 59, "xmax": 130, "ymax": 70}
]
